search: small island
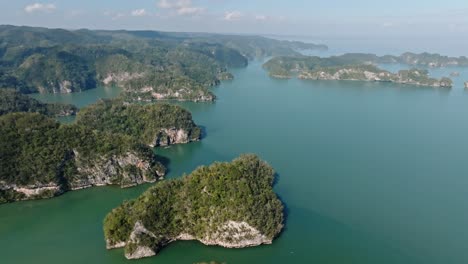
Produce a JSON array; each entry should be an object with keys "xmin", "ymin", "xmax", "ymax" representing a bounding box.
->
[
  {"xmin": 104, "ymin": 154, "xmax": 284, "ymax": 260},
  {"xmin": 0, "ymin": 113, "xmax": 165, "ymax": 203},
  {"xmin": 465, "ymin": 82, "xmax": 468, "ymax": 89},
  {"xmin": 76, "ymin": 99, "xmax": 201, "ymax": 147},
  {"xmin": 298, "ymin": 65, "xmax": 452, "ymax": 88},
  {"xmin": 264, "ymin": 56, "xmax": 453, "ymax": 88},
  {"xmin": 0, "ymin": 99, "xmax": 202, "ymax": 203}
]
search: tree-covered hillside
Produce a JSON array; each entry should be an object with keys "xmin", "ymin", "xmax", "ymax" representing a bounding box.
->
[
  {"xmin": 0, "ymin": 113, "xmax": 167, "ymax": 203},
  {"xmin": 263, "ymin": 55, "xmax": 454, "ymax": 88},
  {"xmin": 76, "ymin": 99, "xmax": 201, "ymax": 146},
  {"xmin": 0, "ymin": 25, "xmax": 326, "ymax": 100}
]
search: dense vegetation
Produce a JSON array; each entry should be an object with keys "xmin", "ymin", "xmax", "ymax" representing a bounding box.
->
[
  {"xmin": 104, "ymin": 154, "xmax": 284, "ymax": 259},
  {"xmin": 0, "ymin": 89, "xmax": 77, "ymax": 116},
  {"xmin": 76, "ymin": 99, "xmax": 201, "ymax": 146},
  {"xmin": 264, "ymin": 53, "xmax": 468, "ymax": 76},
  {"xmin": 0, "ymin": 113, "xmax": 165, "ymax": 203},
  {"xmin": 264, "ymin": 55, "xmax": 453, "ymax": 87},
  {"xmin": 0, "ymin": 25, "xmax": 326, "ymax": 101}
]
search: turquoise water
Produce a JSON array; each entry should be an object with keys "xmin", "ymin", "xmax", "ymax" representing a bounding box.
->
[{"xmin": 2, "ymin": 61, "xmax": 468, "ymax": 263}]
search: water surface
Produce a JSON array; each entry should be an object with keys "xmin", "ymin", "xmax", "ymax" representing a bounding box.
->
[{"xmin": 2, "ymin": 61, "xmax": 468, "ymax": 264}]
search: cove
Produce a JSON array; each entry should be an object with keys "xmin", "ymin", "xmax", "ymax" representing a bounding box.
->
[{"xmin": 2, "ymin": 60, "xmax": 468, "ymax": 263}]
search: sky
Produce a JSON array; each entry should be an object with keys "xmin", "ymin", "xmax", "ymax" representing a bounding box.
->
[{"xmin": 1, "ymin": 1, "xmax": 468, "ymax": 54}]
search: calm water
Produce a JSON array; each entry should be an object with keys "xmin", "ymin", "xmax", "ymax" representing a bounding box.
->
[{"xmin": 2, "ymin": 61, "xmax": 468, "ymax": 264}]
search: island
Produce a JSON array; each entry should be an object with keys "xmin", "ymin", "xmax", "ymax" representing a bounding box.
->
[
  {"xmin": 104, "ymin": 154, "xmax": 284, "ymax": 260},
  {"xmin": 298, "ymin": 65, "xmax": 452, "ymax": 88},
  {"xmin": 76, "ymin": 99, "xmax": 201, "ymax": 147},
  {"xmin": 264, "ymin": 56, "xmax": 453, "ymax": 88},
  {"xmin": 0, "ymin": 89, "xmax": 77, "ymax": 117},
  {"xmin": 0, "ymin": 25, "xmax": 326, "ymax": 102},
  {"xmin": 0, "ymin": 99, "xmax": 202, "ymax": 203},
  {"xmin": 465, "ymin": 82, "xmax": 468, "ymax": 89},
  {"xmin": 0, "ymin": 113, "xmax": 166, "ymax": 203}
]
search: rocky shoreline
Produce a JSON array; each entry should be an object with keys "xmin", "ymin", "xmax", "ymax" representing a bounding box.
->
[
  {"xmin": 107, "ymin": 220, "xmax": 273, "ymax": 259},
  {"xmin": 297, "ymin": 66, "xmax": 452, "ymax": 88},
  {"xmin": 103, "ymin": 155, "xmax": 284, "ymax": 260},
  {"xmin": 0, "ymin": 151, "xmax": 165, "ymax": 203}
]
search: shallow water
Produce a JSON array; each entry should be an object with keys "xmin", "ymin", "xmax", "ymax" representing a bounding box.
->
[{"xmin": 2, "ymin": 61, "xmax": 468, "ymax": 263}]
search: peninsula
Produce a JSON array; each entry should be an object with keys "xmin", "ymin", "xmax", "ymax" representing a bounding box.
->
[{"xmin": 104, "ymin": 154, "xmax": 284, "ymax": 259}]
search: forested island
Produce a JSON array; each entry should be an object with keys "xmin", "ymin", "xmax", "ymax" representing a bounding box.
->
[
  {"xmin": 0, "ymin": 112, "xmax": 164, "ymax": 203},
  {"xmin": 104, "ymin": 154, "xmax": 284, "ymax": 259},
  {"xmin": 263, "ymin": 55, "xmax": 454, "ymax": 88},
  {"xmin": 0, "ymin": 25, "xmax": 326, "ymax": 102},
  {"xmin": 76, "ymin": 99, "xmax": 201, "ymax": 147},
  {"xmin": 0, "ymin": 100, "xmax": 202, "ymax": 203}
]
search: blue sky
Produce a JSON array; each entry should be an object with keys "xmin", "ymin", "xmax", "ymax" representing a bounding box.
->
[{"xmin": 1, "ymin": 0, "xmax": 468, "ymax": 38}]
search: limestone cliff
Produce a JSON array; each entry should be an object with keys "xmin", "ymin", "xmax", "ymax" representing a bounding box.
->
[{"xmin": 0, "ymin": 150, "xmax": 165, "ymax": 203}]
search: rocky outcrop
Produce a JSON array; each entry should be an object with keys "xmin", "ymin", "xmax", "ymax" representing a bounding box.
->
[
  {"xmin": 108, "ymin": 220, "xmax": 273, "ymax": 260},
  {"xmin": 142, "ymin": 88, "xmax": 215, "ymax": 102},
  {"xmin": 153, "ymin": 128, "xmax": 198, "ymax": 147},
  {"xmin": 0, "ymin": 182, "xmax": 61, "ymax": 201},
  {"xmin": 298, "ymin": 67, "xmax": 453, "ymax": 88},
  {"xmin": 177, "ymin": 221, "xmax": 272, "ymax": 248},
  {"xmin": 0, "ymin": 151, "xmax": 165, "ymax": 203},
  {"xmin": 465, "ymin": 82, "xmax": 468, "ymax": 89},
  {"xmin": 102, "ymin": 72, "xmax": 144, "ymax": 86},
  {"xmin": 70, "ymin": 151, "xmax": 164, "ymax": 190}
]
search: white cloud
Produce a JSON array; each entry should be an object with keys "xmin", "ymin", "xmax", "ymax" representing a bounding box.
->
[
  {"xmin": 224, "ymin": 11, "xmax": 243, "ymax": 21},
  {"xmin": 255, "ymin": 15, "xmax": 267, "ymax": 21},
  {"xmin": 157, "ymin": 0, "xmax": 204, "ymax": 16},
  {"xmin": 131, "ymin": 9, "xmax": 147, "ymax": 17},
  {"xmin": 24, "ymin": 3, "xmax": 56, "ymax": 13},
  {"xmin": 177, "ymin": 7, "xmax": 203, "ymax": 15}
]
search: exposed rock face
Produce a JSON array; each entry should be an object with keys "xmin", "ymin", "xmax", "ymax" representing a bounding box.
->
[
  {"xmin": 154, "ymin": 128, "xmax": 195, "ymax": 147},
  {"xmin": 1, "ymin": 183, "xmax": 61, "ymax": 199},
  {"xmin": 102, "ymin": 72, "xmax": 144, "ymax": 86},
  {"xmin": 109, "ymin": 220, "xmax": 273, "ymax": 260},
  {"xmin": 298, "ymin": 67, "xmax": 453, "ymax": 88},
  {"xmin": 465, "ymin": 82, "xmax": 468, "ymax": 89},
  {"xmin": 124, "ymin": 221, "xmax": 160, "ymax": 259},
  {"xmin": 0, "ymin": 151, "xmax": 164, "ymax": 202},
  {"xmin": 70, "ymin": 151, "xmax": 164, "ymax": 190},
  {"xmin": 177, "ymin": 221, "xmax": 272, "ymax": 248}
]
